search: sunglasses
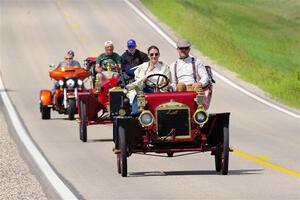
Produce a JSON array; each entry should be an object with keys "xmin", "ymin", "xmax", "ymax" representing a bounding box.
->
[
  {"xmin": 178, "ymin": 47, "xmax": 190, "ymax": 51},
  {"xmin": 149, "ymin": 53, "xmax": 159, "ymax": 57},
  {"xmin": 65, "ymin": 57, "xmax": 73, "ymax": 60}
]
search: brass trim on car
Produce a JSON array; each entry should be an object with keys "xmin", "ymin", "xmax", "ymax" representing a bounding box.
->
[
  {"xmin": 155, "ymin": 101, "xmax": 191, "ymax": 139},
  {"xmin": 109, "ymin": 86, "xmax": 124, "ymax": 93},
  {"xmin": 137, "ymin": 93, "xmax": 147, "ymax": 112}
]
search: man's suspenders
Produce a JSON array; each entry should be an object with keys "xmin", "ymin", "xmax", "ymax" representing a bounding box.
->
[
  {"xmin": 174, "ymin": 61, "xmax": 178, "ymax": 84},
  {"xmin": 174, "ymin": 57, "xmax": 197, "ymax": 84},
  {"xmin": 191, "ymin": 57, "xmax": 197, "ymax": 82}
]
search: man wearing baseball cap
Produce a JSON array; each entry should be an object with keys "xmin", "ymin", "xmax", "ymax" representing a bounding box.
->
[
  {"xmin": 169, "ymin": 39, "xmax": 212, "ymax": 109},
  {"xmin": 121, "ymin": 39, "xmax": 149, "ymax": 78},
  {"xmin": 95, "ymin": 40, "xmax": 121, "ymax": 84}
]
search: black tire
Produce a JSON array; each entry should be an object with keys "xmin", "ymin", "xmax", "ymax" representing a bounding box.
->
[
  {"xmin": 214, "ymin": 126, "xmax": 229, "ymax": 174},
  {"xmin": 214, "ymin": 146, "xmax": 222, "ymax": 172},
  {"xmin": 117, "ymin": 153, "xmax": 121, "ymax": 174},
  {"xmin": 79, "ymin": 101, "xmax": 87, "ymax": 142},
  {"xmin": 68, "ymin": 99, "xmax": 76, "ymax": 120},
  {"xmin": 221, "ymin": 126, "xmax": 229, "ymax": 175},
  {"xmin": 118, "ymin": 126, "xmax": 127, "ymax": 177},
  {"xmin": 41, "ymin": 106, "xmax": 51, "ymax": 119},
  {"xmin": 167, "ymin": 152, "xmax": 174, "ymax": 157},
  {"xmin": 113, "ymin": 121, "xmax": 119, "ymax": 149}
]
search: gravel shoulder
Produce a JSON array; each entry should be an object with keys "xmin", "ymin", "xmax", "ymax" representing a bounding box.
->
[{"xmin": 0, "ymin": 110, "xmax": 47, "ymax": 200}]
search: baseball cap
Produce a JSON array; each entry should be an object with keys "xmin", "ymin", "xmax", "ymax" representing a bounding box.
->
[
  {"xmin": 127, "ymin": 39, "xmax": 136, "ymax": 48},
  {"xmin": 104, "ymin": 40, "xmax": 113, "ymax": 47},
  {"xmin": 176, "ymin": 39, "xmax": 191, "ymax": 48}
]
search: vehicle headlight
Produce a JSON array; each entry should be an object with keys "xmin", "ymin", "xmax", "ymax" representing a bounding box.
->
[
  {"xmin": 138, "ymin": 111, "xmax": 154, "ymax": 127},
  {"xmin": 77, "ymin": 79, "xmax": 83, "ymax": 86},
  {"xmin": 193, "ymin": 109, "xmax": 208, "ymax": 125},
  {"xmin": 66, "ymin": 79, "xmax": 75, "ymax": 87},
  {"xmin": 58, "ymin": 80, "xmax": 64, "ymax": 86}
]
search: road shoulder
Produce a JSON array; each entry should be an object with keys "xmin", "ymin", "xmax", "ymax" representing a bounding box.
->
[{"xmin": 0, "ymin": 98, "xmax": 63, "ymax": 200}]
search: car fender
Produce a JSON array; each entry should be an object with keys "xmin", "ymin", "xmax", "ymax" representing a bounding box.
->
[{"xmin": 40, "ymin": 90, "xmax": 52, "ymax": 106}]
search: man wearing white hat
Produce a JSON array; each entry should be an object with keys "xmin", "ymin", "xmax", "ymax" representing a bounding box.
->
[{"xmin": 95, "ymin": 40, "xmax": 121, "ymax": 84}]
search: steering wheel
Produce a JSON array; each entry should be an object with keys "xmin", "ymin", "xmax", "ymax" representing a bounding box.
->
[{"xmin": 144, "ymin": 73, "xmax": 169, "ymax": 90}]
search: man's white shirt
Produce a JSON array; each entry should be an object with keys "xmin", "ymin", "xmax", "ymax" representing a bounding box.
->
[{"xmin": 169, "ymin": 56, "xmax": 209, "ymax": 87}]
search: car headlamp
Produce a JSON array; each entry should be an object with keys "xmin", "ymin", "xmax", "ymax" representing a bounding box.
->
[
  {"xmin": 193, "ymin": 109, "xmax": 208, "ymax": 125},
  {"xmin": 58, "ymin": 80, "xmax": 64, "ymax": 86},
  {"xmin": 66, "ymin": 79, "xmax": 75, "ymax": 87},
  {"xmin": 138, "ymin": 111, "xmax": 154, "ymax": 127},
  {"xmin": 77, "ymin": 79, "xmax": 83, "ymax": 86}
]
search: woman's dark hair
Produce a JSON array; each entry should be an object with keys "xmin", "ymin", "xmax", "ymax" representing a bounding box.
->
[{"xmin": 147, "ymin": 45, "xmax": 159, "ymax": 54}]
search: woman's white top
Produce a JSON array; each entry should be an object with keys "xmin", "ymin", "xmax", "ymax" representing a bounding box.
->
[{"xmin": 127, "ymin": 61, "xmax": 170, "ymax": 90}]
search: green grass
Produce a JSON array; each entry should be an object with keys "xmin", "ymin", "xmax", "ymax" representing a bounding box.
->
[{"xmin": 141, "ymin": 0, "xmax": 300, "ymax": 108}]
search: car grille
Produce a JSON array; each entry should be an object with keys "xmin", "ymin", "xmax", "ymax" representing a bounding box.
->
[{"xmin": 156, "ymin": 108, "xmax": 190, "ymax": 138}]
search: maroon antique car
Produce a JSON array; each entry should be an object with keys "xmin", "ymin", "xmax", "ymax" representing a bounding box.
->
[
  {"xmin": 78, "ymin": 57, "xmax": 128, "ymax": 142},
  {"xmin": 113, "ymin": 74, "xmax": 230, "ymax": 177}
]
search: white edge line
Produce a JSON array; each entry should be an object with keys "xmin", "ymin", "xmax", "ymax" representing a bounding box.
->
[
  {"xmin": 0, "ymin": 76, "xmax": 78, "ymax": 200},
  {"xmin": 124, "ymin": 0, "xmax": 300, "ymax": 120}
]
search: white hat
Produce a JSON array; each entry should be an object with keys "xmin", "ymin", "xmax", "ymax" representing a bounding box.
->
[{"xmin": 104, "ymin": 40, "xmax": 113, "ymax": 47}]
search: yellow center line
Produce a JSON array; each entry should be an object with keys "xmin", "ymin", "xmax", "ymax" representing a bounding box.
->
[
  {"xmin": 70, "ymin": 22, "xmax": 79, "ymax": 29},
  {"xmin": 255, "ymin": 154, "xmax": 270, "ymax": 161},
  {"xmin": 89, "ymin": 51, "xmax": 98, "ymax": 57},
  {"xmin": 63, "ymin": 10, "xmax": 70, "ymax": 17},
  {"xmin": 80, "ymin": 35, "xmax": 89, "ymax": 43},
  {"xmin": 232, "ymin": 149, "xmax": 300, "ymax": 177}
]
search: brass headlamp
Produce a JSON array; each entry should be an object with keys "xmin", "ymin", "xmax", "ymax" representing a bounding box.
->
[{"xmin": 193, "ymin": 108, "xmax": 208, "ymax": 126}]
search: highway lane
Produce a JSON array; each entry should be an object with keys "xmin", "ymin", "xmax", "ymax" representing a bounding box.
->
[{"xmin": 0, "ymin": 0, "xmax": 299, "ymax": 199}]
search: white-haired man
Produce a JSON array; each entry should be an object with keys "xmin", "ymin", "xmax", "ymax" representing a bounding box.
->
[{"xmin": 95, "ymin": 41, "xmax": 121, "ymax": 84}]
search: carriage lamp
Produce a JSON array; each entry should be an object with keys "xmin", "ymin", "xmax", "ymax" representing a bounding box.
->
[
  {"xmin": 77, "ymin": 79, "xmax": 83, "ymax": 86},
  {"xmin": 137, "ymin": 93, "xmax": 147, "ymax": 112},
  {"xmin": 139, "ymin": 111, "xmax": 154, "ymax": 127},
  {"xmin": 193, "ymin": 109, "xmax": 208, "ymax": 126},
  {"xmin": 58, "ymin": 80, "xmax": 64, "ymax": 86},
  {"xmin": 194, "ymin": 88, "xmax": 205, "ymax": 107}
]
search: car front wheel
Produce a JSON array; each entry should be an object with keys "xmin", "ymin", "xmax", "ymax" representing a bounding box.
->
[{"xmin": 117, "ymin": 126, "xmax": 127, "ymax": 177}]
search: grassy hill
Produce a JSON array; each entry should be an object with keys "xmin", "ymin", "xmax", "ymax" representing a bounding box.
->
[{"xmin": 141, "ymin": 0, "xmax": 300, "ymax": 108}]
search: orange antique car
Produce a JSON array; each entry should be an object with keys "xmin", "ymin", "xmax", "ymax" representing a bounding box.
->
[{"xmin": 39, "ymin": 66, "xmax": 90, "ymax": 120}]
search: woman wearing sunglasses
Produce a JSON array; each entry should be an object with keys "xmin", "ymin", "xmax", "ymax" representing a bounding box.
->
[
  {"xmin": 126, "ymin": 45, "xmax": 169, "ymax": 91},
  {"xmin": 126, "ymin": 45, "xmax": 170, "ymax": 115}
]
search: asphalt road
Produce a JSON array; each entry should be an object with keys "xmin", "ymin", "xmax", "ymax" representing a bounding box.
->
[{"xmin": 0, "ymin": 0, "xmax": 299, "ymax": 199}]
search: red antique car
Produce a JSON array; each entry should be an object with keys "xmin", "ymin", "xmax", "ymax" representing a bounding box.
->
[
  {"xmin": 78, "ymin": 57, "xmax": 128, "ymax": 142},
  {"xmin": 113, "ymin": 74, "xmax": 230, "ymax": 177}
]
